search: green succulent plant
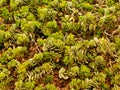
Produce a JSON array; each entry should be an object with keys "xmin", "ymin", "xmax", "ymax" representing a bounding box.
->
[{"xmin": 0, "ymin": 0, "xmax": 120, "ymax": 89}]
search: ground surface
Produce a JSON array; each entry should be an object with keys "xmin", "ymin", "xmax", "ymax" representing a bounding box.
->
[{"xmin": 0, "ymin": 0, "xmax": 120, "ymax": 90}]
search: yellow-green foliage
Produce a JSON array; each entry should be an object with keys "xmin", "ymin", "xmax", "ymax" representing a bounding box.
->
[{"xmin": 0, "ymin": 0, "xmax": 120, "ymax": 90}]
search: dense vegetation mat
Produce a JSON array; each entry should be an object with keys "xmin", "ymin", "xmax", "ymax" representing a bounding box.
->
[{"xmin": 1, "ymin": 0, "xmax": 120, "ymax": 90}]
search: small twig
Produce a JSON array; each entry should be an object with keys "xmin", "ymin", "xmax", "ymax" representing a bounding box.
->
[{"xmin": 104, "ymin": 30, "xmax": 113, "ymax": 37}]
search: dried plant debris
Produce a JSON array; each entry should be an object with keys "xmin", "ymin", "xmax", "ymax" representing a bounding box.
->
[{"xmin": 0, "ymin": 0, "xmax": 120, "ymax": 90}]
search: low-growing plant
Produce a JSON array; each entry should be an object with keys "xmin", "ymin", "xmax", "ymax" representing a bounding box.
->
[{"xmin": 0, "ymin": 0, "xmax": 120, "ymax": 90}]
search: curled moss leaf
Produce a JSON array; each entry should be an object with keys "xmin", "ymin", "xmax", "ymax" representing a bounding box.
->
[{"xmin": 59, "ymin": 67, "xmax": 69, "ymax": 79}]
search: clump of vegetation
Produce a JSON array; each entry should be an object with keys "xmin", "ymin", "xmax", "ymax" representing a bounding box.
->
[{"xmin": 0, "ymin": 0, "xmax": 120, "ymax": 89}]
